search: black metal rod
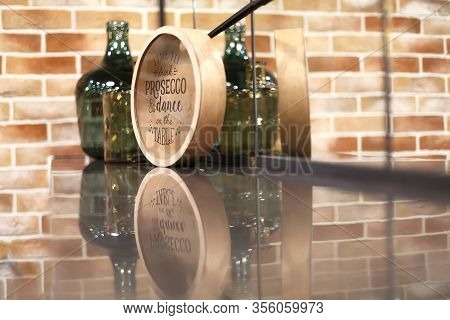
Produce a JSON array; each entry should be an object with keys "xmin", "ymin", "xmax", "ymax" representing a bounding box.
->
[
  {"xmin": 208, "ymin": 0, "xmax": 273, "ymax": 38},
  {"xmin": 159, "ymin": 0, "xmax": 166, "ymax": 27}
]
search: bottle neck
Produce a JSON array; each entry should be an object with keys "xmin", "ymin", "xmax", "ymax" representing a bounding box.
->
[
  {"xmin": 224, "ymin": 29, "xmax": 248, "ymax": 58},
  {"xmin": 110, "ymin": 252, "xmax": 137, "ymax": 300},
  {"xmin": 102, "ymin": 27, "xmax": 133, "ymax": 70}
]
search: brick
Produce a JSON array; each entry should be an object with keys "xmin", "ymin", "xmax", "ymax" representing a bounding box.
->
[
  {"xmin": 370, "ymin": 253, "xmax": 426, "ymax": 271},
  {"xmin": 2, "ymin": 10, "xmax": 71, "ymax": 29},
  {"xmin": 81, "ymin": 55, "xmax": 103, "ymax": 73},
  {"xmin": 312, "ymin": 292, "xmax": 346, "ymax": 300},
  {"xmin": 0, "ymin": 241, "xmax": 9, "ymax": 259},
  {"xmin": 51, "ymin": 197, "xmax": 80, "ymax": 215},
  {"xmin": 364, "ymin": 57, "xmax": 419, "ymax": 72},
  {"xmin": 76, "ymin": 11, "xmax": 142, "ymax": 29},
  {"xmin": 392, "ymin": 37, "xmax": 444, "ymax": 54},
  {"xmin": 362, "ymin": 136, "xmax": 416, "ymax": 152},
  {"xmin": 338, "ymin": 258, "xmax": 368, "ymax": 273},
  {"xmin": 314, "ymin": 187, "xmax": 359, "ymax": 204},
  {"xmin": 338, "ymin": 204, "xmax": 387, "ymax": 222},
  {"xmin": 426, "ymin": 215, "xmax": 450, "ymax": 233},
  {"xmin": 310, "ymin": 98, "xmax": 357, "ymax": 113},
  {"xmin": 0, "ymin": 79, "xmax": 41, "ymax": 97},
  {"xmin": 246, "ymin": 14, "xmax": 303, "ymax": 31},
  {"xmin": 394, "ymin": 116, "xmax": 444, "ymax": 132},
  {"xmin": 0, "ymin": 0, "xmax": 28, "ymax": 4},
  {"xmin": 0, "ymin": 216, "xmax": 39, "ymax": 236},
  {"xmin": 0, "ymin": 194, "xmax": 13, "ymax": 212},
  {"xmin": 33, "ymin": 0, "xmax": 101, "ymax": 4},
  {"xmin": 312, "ymin": 272, "xmax": 369, "ymax": 292},
  {"xmin": 129, "ymin": 32, "xmax": 154, "ymax": 51},
  {"xmin": 405, "ymin": 283, "xmax": 450, "ymax": 299},
  {"xmin": 333, "ymin": 35, "xmax": 382, "ymax": 52},
  {"xmin": 335, "ymin": 116, "xmax": 386, "ymax": 132},
  {"xmin": 313, "ymin": 207, "xmax": 335, "ymax": 223},
  {"xmin": 367, "ymin": 218, "xmax": 422, "ymax": 237},
  {"xmin": 313, "ymin": 223, "xmax": 364, "ymax": 241},
  {"xmin": 394, "ymin": 159, "xmax": 446, "ymax": 172},
  {"xmin": 338, "ymin": 239, "xmax": 387, "ymax": 258},
  {"xmin": 46, "ymin": 33, "xmax": 105, "ymax": 52},
  {"xmin": 145, "ymin": 11, "xmax": 163, "ymax": 30},
  {"xmin": 16, "ymin": 145, "xmax": 83, "ymax": 165},
  {"xmin": 167, "ymin": 0, "xmax": 212, "ymax": 8},
  {"xmin": 0, "ymin": 148, "xmax": 11, "ymax": 166},
  {"xmin": 284, "ymin": 0, "xmax": 336, "ymax": 11},
  {"xmin": 6, "ymin": 278, "xmax": 42, "ymax": 300},
  {"xmin": 399, "ymin": 0, "xmax": 450, "ymax": 15},
  {"xmin": 427, "ymin": 251, "xmax": 450, "ymax": 265},
  {"xmin": 0, "ymin": 281, "xmax": 3, "ymax": 300},
  {"xmin": 308, "ymin": 16, "xmax": 361, "ymax": 31},
  {"xmin": 420, "ymin": 135, "xmax": 450, "ymax": 150},
  {"xmin": 0, "ymin": 34, "xmax": 41, "ymax": 52},
  {"xmin": 395, "ymin": 234, "xmax": 447, "ymax": 253},
  {"xmin": 313, "ymin": 259, "xmax": 338, "ymax": 273},
  {"xmin": 428, "ymin": 264, "xmax": 450, "ymax": 282},
  {"xmin": 423, "ymin": 58, "xmax": 450, "ymax": 73},
  {"xmin": 46, "ymin": 77, "xmax": 79, "ymax": 96},
  {"xmin": 0, "ymin": 103, "xmax": 9, "ymax": 121},
  {"xmin": 342, "ymin": 0, "xmax": 395, "ymax": 12},
  {"xmin": 393, "ymin": 77, "xmax": 445, "ymax": 93},
  {"xmin": 312, "ymin": 242, "xmax": 335, "ymax": 259},
  {"xmin": 11, "ymin": 239, "xmax": 82, "ymax": 258},
  {"xmin": 335, "ymin": 76, "xmax": 384, "ymax": 92},
  {"xmin": 313, "ymin": 137, "xmax": 358, "ymax": 153},
  {"xmin": 419, "ymin": 97, "xmax": 450, "ymax": 112},
  {"xmin": 0, "ymin": 261, "xmax": 40, "ymax": 278},
  {"xmin": 365, "ymin": 16, "xmax": 420, "ymax": 33},
  {"xmin": 347, "ymin": 288, "xmax": 394, "ymax": 299},
  {"xmin": 13, "ymin": 100, "xmax": 76, "ymax": 120},
  {"xmin": 106, "ymin": 0, "xmax": 156, "ymax": 7},
  {"xmin": 52, "ymin": 174, "xmax": 82, "ymax": 194},
  {"xmin": 51, "ymin": 123, "xmax": 79, "ymax": 142},
  {"xmin": 305, "ymin": 36, "xmax": 329, "ymax": 52},
  {"xmin": 0, "ymin": 170, "xmax": 48, "ymax": 189},
  {"xmin": 311, "ymin": 118, "xmax": 331, "ymax": 134},
  {"xmin": 308, "ymin": 56, "xmax": 359, "ymax": 72},
  {"xmin": 396, "ymin": 201, "xmax": 447, "ymax": 217},
  {"xmin": 45, "ymin": 217, "xmax": 80, "ymax": 236},
  {"xmin": 7, "ymin": 57, "xmax": 76, "ymax": 74},
  {"xmin": 423, "ymin": 18, "xmax": 450, "ymax": 34},
  {"xmin": 0, "ymin": 124, "xmax": 47, "ymax": 144},
  {"xmin": 308, "ymin": 77, "xmax": 331, "ymax": 93},
  {"xmin": 372, "ymin": 266, "xmax": 427, "ymax": 287},
  {"xmin": 178, "ymin": 13, "xmax": 234, "ymax": 30},
  {"xmin": 246, "ymin": 35, "xmax": 271, "ymax": 53},
  {"xmin": 44, "ymin": 258, "xmax": 112, "ymax": 280},
  {"xmin": 17, "ymin": 193, "xmax": 50, "ymax": 212}
]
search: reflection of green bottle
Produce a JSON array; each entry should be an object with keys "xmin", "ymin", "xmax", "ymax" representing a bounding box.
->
[
  {"xmin": 75, "ymin": 21, "xmax": 134, "ymax": 159},
  {"xmin": 79, "ymin": 161, "xmax": 146, "ymax": 299}
]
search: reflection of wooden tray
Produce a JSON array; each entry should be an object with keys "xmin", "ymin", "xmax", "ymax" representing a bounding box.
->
[{"xmin": 134, "ymin": 168, "xmax": 230, "ymax": 299}]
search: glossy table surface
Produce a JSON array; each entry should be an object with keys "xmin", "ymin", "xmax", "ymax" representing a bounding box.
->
[{"xmin": 2, "ymin": 154, "xmax": 450, "ymax": 300}]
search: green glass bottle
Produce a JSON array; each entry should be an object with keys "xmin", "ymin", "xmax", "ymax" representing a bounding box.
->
[
  {"xmin": 75, "ymin": 21, "xmax": 134, "ymax": 159},
  {"xmin": 223, "ymin": 22, "xmax": 249, "ymax": 91}
]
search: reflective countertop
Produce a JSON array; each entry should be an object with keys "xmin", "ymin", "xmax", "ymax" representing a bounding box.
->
[{"xmin": 2, "ymin": 155, "xmax": 450, "ymax": 300}]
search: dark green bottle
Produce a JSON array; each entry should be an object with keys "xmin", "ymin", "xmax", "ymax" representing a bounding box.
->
[
  {"xmin": 223, "ymin": 22, "xmax": 249, "ymax": 91},
  {"xmin": 75, "ymin": 21, "xmax": 134, "ymax": 159}
]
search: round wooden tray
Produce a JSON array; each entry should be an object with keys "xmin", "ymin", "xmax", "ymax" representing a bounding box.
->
[
  {"xmin": 131, "ymin": 27, "xmax": 226, "ymax": 167},
  {"xmin": 134, "ymin": 168, "xmax": 230, "ymax": 299}
]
